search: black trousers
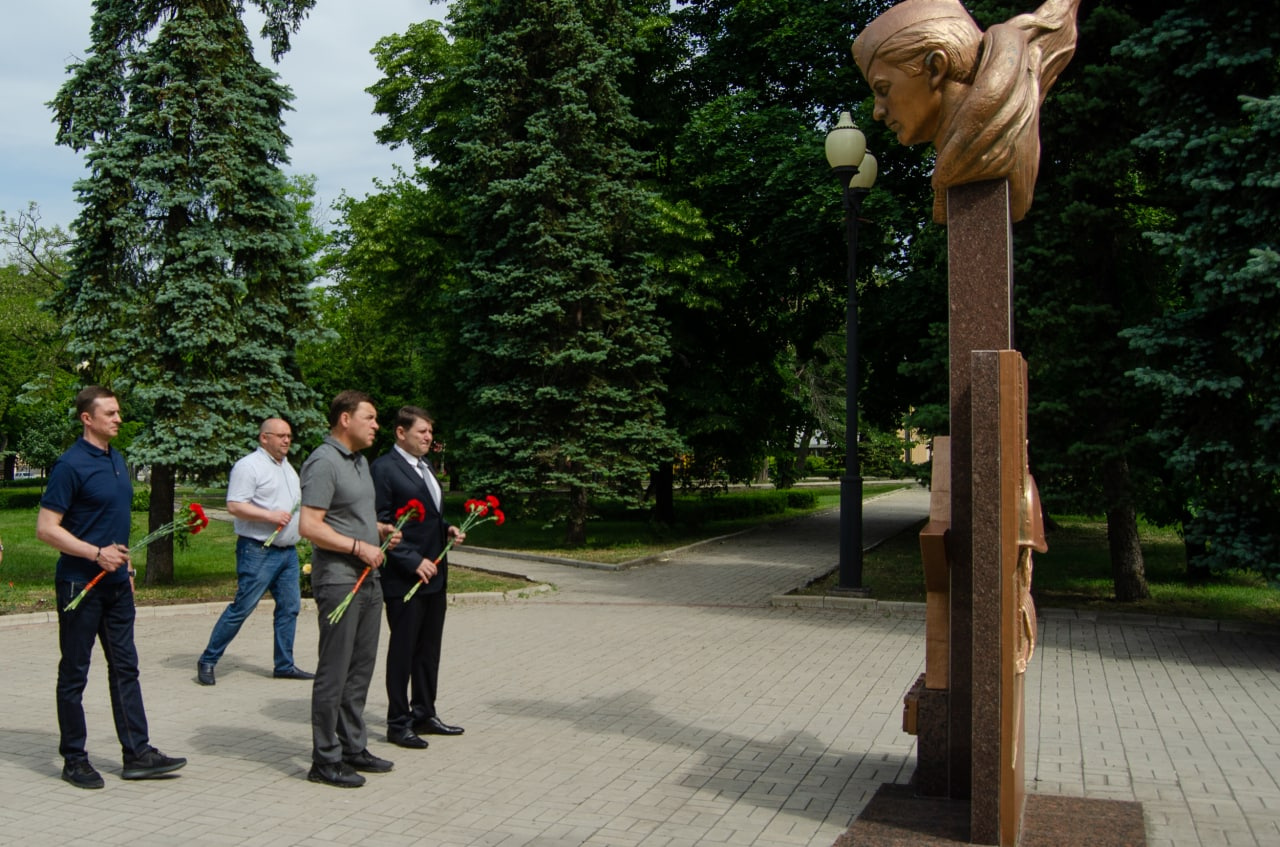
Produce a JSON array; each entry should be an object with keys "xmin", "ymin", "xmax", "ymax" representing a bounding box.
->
[
  {"xmin": 56, "ymin": 579, "xmax": 150, "ymax": 763},
  {"xmin": 383, "ymin": 587, "xmax": 447, "ymax": 733}
]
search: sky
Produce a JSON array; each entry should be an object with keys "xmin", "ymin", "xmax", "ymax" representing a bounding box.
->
[{"xmin": 1, "ymin": 1, "xmax": 443, "ymax": 234}]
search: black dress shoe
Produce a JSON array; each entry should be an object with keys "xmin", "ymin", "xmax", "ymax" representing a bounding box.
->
[
  {"xmin": 273, "ymin": 666, "xmax": 315, "ymax": 680},
  {"xmin": 197, "ymin": 662, "xmax": 216, "ymax": 686},
  {"xmin": 308, "ymin": 761, "xmax": 365, "ymax": 788},
  {"xmin": 342, "ymin": 749, "xmax": 394, "ymax": 773},
  {"xmin": 62, "ymin": 760, "xmax": 104, "ymax": 789},
  {"xmin": 386, "ymin": 729, "xmax": 429, "ymax": 749},
  {"xmin": 122, "ymin": 748, "xmax": 187, "ymax": 780},
  {"xmin": 419, "ymin": 715, "xmax": 465, "ymax": 736}
]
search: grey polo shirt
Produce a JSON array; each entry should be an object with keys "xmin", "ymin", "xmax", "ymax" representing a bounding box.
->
[{"xmin": 300, "ymin": 434, "xmax": 381, "ymax": 589}]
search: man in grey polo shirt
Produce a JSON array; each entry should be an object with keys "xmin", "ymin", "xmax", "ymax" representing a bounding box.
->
[
  {"xmin": 197, "ymin": 418, "xmax": 311, "ymax": 685},
  {"xmin": 299, "ymin": 391, "xmax": 401, "ymax": 789}
]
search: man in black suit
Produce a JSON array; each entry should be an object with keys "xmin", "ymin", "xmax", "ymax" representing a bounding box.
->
[{"xmin": 370, "ymin": 406, "xmax": 467, "ymax": 749}]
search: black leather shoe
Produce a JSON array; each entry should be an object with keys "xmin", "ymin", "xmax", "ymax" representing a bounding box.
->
[
  {"xmin": 273, "ymin": 666, "xmax": 315, "ymax": 680},
  {"xmin": 342, "ymin": 749, "xmax": 393, "ymax": 773},
  {"xmin": 62, "ymin": 760, "xmax": 104, "ymax": 789},
  {"xmin": 122, "ymin": 748, "xmax": 187, "ymax": 780},
  {"xmin": 386, "ymin": 729, "xmax": 429, "ymax": 749},
  {"xmin": 197, "ymin": 662, "xmax": 216, "ymax": 686},
  {"xmin": 419, "ymin": 715, "xmax": 465, "ymax": 736},
  {"xmin": 308, "ymin": 761, "xmax": 365, "ymax": 788}
]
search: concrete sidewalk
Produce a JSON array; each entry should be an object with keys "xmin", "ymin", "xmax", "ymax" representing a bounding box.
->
[{"xmin": 1, "ymin": 486, "xmax": 1278, "ymax": 846}]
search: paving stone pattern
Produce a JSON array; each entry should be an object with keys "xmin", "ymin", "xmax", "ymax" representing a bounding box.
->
[{"xmin": 1, "ymin": 486, "xmax": 1277, "ymax": 846}]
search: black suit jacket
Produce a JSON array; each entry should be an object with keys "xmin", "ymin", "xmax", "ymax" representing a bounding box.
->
[{"xmin": 370, "ymin": 450, "xmax": 451, "ymax": 597}]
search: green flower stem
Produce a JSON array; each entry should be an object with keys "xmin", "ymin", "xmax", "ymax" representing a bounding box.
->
[
  {"xmin": 327, "ymin": 506, "xmax": 421, "ymax": 625},
  {"xmin": 403, "ymin": 512, "xmax": 500, "ymax": 601}
]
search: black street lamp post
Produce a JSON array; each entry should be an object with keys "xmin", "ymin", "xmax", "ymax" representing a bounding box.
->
[{"xmin": 824, "ymin": 111, "xmax": 877, "ymax": 595}]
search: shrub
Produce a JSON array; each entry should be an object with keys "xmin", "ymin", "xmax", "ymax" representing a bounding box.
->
[
  {"xmin": 806, "ymin": 455, "xmax": 842, "ymax": 479},
  {"xmin": 676, "ymin": 489, "xmax": 810, "ymax": 527},
  {"xmin": 860, "ymin": 429, "xmax": 910, "ymax": 479},
  {"xmin": 785, "ymin": 490, "xmax": 819, "ymax": 509},
  {"xmin": 0, "ymin": 490, "xmax": 43, "ymax": 509}
]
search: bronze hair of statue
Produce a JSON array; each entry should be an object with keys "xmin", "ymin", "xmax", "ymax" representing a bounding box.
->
[{"xmin": 852, "ymin": 0, "xmax": 1081, "ymax": 223}]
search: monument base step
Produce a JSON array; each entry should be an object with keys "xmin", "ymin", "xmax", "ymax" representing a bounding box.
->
[{"xmin": 833, "ymin": 783, "xmax": 1146, "ymax": 847}]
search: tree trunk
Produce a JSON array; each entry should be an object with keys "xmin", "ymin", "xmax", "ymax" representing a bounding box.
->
[
  {"xmin": 1181, "ymin": 508, "xmax": 1211, "ymax": 583},
  {"xmin": 144, "ymin": 464, "xmax": 176, "ymax": 586},
  {"xmin": 1039, "ymin": 491, "xmax": 1060, "ymax": 534},
  {"xmin": 564, "ymin": 484, "xmax": 588, "ymax": 546},
  {"xmin": 793, "ymin": 425, "xmax": 813, "ymax": 481},
  {"xmin": 651, "ymin": 462, "xmax": 675, "ymax": 525},
  {"xmin": 1102, "ymin": 455, "xmax": 1149, "ymax": 601}
]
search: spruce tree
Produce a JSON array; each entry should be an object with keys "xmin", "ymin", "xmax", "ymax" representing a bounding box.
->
[
  {"xmin": 50, "ymin": 0, "xmax": 323, "ymax": 583},
  {"xmin": 1116, "ymin": 2, "xmax": 1280, "ymax": 578},
  {"xmin": 965, "ymin": 0, "xmax": 1170, "ymax": 600},
  {"xmin": 376, "ymin": 0, "xmax": 678, "ymax": 543}
]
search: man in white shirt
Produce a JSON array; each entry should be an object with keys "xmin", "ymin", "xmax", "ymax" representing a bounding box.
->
[{"xmin": 197, "ymin": 418, "xmax": 312, "ymax": 685}]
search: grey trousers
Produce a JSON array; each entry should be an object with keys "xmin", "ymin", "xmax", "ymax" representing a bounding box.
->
[{"xmin": 311, "ymin": 578, "xmax": 382, "ymax": 763}]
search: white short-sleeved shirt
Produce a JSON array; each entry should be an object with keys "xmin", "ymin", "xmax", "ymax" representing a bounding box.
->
[{"xmin": 227, "ymin": 446, "xmax": 302, "ymax": 546}]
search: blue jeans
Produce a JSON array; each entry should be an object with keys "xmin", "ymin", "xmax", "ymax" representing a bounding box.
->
[
  {"xmin": 56, "ymin": 578, "xmax": 150, "ymax": 763},
  {"xmin": 200, "ymin": 537, "xmax": 301, "ymax": 673}
]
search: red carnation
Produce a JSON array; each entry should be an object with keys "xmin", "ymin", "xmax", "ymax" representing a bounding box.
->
[
  {"xmin": 187, "ymin": 502, "xmax": 210, "ymax": 534},
  {"xmin": 404, "ymin": 493, "xmax": 507, "ymax": 601},
  {"xmin": 396, "ymin": 499, "xmax": 427, "ymax": 523}
]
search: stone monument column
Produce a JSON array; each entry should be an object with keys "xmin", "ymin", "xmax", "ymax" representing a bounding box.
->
[
  {"xmin": 843, "ymin": 1, "xmax": 1087, "ymax": 844},
  {"xmin": 945, "ymin": 180, "xmax": 1015, "ymax": 808}
]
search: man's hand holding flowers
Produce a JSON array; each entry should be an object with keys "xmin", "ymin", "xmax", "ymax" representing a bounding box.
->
[
  {"xmin": 326, "ymin": 501, "xmax": 419, "ymax": 625},
  {"xmin": 95, "ymin": 542, "xmax": 131, "ymax": 573},
  {"xmin": 414, "ymin": 525, "xmax": 466, "ymax": 585},
  {"xmin": 64, "ymin": 502, "xmax": 208, "ymax": 611},
  {"xmin": 378, "ymin": 521, "xmax": 403, "ymax": 558},
  {"xmin": 405, "ymin": 496, "xmax": 502, "ymax": 601}
]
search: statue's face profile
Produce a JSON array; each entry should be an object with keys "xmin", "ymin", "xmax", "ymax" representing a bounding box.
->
[
  {"xmin": 853, "ymin": 0, "xmax": 982, "ymax": 149},
  {"xmin": 866, "ymin": 56, "xmax": 944, "ymax": 146},
  {"xmin": 853, "ymin": 0, "xmax": 1081, "ymax": 223}
]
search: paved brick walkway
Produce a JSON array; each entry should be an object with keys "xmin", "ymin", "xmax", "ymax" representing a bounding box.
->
[{"xmin": 1, "ymin": 486, "xmax": 1277, "ymax": 846}]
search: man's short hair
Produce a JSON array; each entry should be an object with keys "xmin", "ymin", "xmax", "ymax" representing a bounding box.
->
[
  {"xmin": 394, "ymin": 406, "xmax": 434, "ymax": 433},
  {"xmin": 328, "ymin": 390, "xmax": 375, "ymax": 428},
  {"xmin": 75, "ymin": 385, "xmax": 116, "ymax": 418}
]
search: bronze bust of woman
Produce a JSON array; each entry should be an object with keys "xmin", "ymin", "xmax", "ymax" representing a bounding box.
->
[{"xmin": 853, "ymin": 0, "xmax": 1081, "ymax": 223}]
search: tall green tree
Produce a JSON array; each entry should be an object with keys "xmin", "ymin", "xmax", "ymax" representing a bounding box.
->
[
  {"xmin": 299, "ymin": 177, "xmax": 454, "ymax": 429},
  {"xmin": 959, "ymin": 0, "xmax": 1171, "ymax": 600},
  {"xmin": 0, "ymin": 205, "xmax": 73, "ymax": 479},
  {"xmin": 372, "ymin": 0, "xmax": 680, "ymax": 543},
  {"xmin": 49, "ymin": 0, "xmax": 324, "ymax": 583},
  {"xmin": 1116, "ymin": 2, "xmax": 1280, "ymax": 579},
  {"xmin": 658, "ymin": 1, "xmax": 942, "ymax": 490}
]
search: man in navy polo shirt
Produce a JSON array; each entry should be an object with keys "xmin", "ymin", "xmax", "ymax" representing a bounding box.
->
[{"xmin": 36, "ymin": 386, "xmax": 187, "ymax": 789}]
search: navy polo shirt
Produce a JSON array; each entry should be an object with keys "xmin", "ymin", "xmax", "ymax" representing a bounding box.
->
[{"xmin": 40, "ymin": 437, "xmax": 134, "ymax": 585}]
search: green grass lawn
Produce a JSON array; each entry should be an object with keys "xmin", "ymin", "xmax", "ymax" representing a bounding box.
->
[
  {"xmin": 5, "ymin": 485, "xmax": 1274, "ymax": 624},
  {"xmin": 0, "ymin": 507, "xmax": 529, "ymax": 614},
  {"xmin": 469, "ymin": 483, "xmax": 906, "ymax": 564},
  {"xmin": 801, "ymin": 514, "xmax": 1280, "ymax": 625},
  {"xmin": 0, "ymin": 482, "xmax": 905, "ymax": 614}
]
